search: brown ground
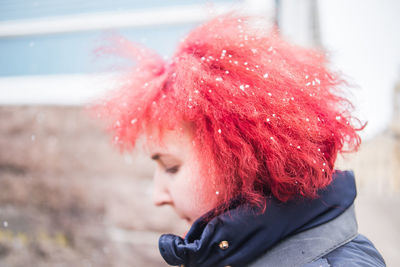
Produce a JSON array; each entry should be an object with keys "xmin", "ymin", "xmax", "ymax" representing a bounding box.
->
[
  {"xmin": 0, "ymin": 106, "xmax": 398, "ymax": 267},
  {"xmin": 0, "ymin": 106, "xmax": 187, "ymax": 267}
]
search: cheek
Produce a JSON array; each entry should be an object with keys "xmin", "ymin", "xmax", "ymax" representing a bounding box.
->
[
  {"xmin": 170, "ymin": 170, "xmax": 199, "ymax": 208},
  {"xmin": 170, "ymin": 168, "xmax": 219, "ymax": 219}
]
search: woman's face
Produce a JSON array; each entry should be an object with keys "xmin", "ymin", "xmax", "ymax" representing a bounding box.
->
[{"xmin": 146, "ymin": 128, "xmax": 220, "ymax": 226}]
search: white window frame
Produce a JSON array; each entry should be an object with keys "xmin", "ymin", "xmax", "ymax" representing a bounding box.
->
[{"xmin": 0, "ymin": 0, "xmax": 273, "ymax": 105}]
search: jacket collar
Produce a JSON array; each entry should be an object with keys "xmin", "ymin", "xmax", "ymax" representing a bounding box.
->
[
  {"xmin": 247, "ymin": 203, "xmax": 358, "ymax": 267},
  {"xmin": 159, "ymin": 170, "xmax": 357, "ymax": 267}
]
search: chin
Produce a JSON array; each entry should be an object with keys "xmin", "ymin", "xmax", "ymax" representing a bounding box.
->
[{"xmin": 184, "ymin": 217, "xmax": 192, "ymax": 225}]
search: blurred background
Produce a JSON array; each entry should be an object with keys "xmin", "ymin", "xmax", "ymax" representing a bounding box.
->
[{"xmin": 0, "ymin": 0, "xmax": 399, "ymax": 266}]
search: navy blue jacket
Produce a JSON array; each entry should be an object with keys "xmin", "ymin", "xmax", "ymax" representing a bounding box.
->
[{"xmin": 159, "ymin": 170, "xmax": 386, "ymax": 267}]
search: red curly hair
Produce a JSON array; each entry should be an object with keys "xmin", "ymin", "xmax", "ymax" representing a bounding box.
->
[{"xmin": 89, "ymin": 12, "xmax": 365, "ymax": 216}]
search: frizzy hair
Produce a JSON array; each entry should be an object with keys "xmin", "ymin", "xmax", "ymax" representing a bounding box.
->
[{"xmin": 89, "ymin": 12, "xmax": 365, "ymax": 216}]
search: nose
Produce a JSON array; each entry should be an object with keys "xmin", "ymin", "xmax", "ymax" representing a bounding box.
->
[
  {"xmin": 153, "ymin": 188, "xmax": 172, "ymax": 206},
  {"xmin": 152, "ymin": 172, "xmax": 173, "ymax": 206}
]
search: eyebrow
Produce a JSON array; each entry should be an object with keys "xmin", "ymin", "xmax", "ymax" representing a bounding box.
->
[
  {"xmin": 151, "ymin": 153, "xmax": 172, "ymax": 161},
  {"xmin": 151, "ymin": 153, "xmax": 161, "ymax": 160},
  {"xmin": 151, "ymin": 153, "xmax": 181, "ymax": 166}
]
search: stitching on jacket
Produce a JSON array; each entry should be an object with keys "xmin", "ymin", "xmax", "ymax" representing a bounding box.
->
[{"xmin": 310, "ymin": 232, "xmax": 358, "ymax": 263}]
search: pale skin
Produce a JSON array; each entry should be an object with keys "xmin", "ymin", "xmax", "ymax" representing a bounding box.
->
[{"xmin": 145, "ymin": 128, "xmax": 221, "ymax": 226}]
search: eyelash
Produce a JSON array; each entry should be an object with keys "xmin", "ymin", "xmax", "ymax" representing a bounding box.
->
[{"xmin": 165, "ymin": 165, "xmax": 180, "ymax": 174}]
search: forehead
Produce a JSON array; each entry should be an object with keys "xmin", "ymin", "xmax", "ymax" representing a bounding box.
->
[{"xmin": 145, "ymin": 128, "xmax": 194, "ymax": 157}]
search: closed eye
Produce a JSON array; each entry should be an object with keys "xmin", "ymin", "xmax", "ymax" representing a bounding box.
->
[{"xmin": 165, "ymin": 165, "xmax": 180, "ymax": 174}]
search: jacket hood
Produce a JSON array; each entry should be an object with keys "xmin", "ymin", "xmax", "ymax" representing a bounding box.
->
[{"xmin": 159, "ymin": 170, "xmax": 357, "ymax": 267}]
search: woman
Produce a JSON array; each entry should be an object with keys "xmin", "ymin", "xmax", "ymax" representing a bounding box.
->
[{"xmin": 90, "ymin": 13, "xmax": 386, "ymax": 267}]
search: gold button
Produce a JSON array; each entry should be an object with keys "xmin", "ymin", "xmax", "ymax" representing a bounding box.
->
[{"xmin": 219, "ymin": 240, "xmax": 229, "ymax": 250}]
